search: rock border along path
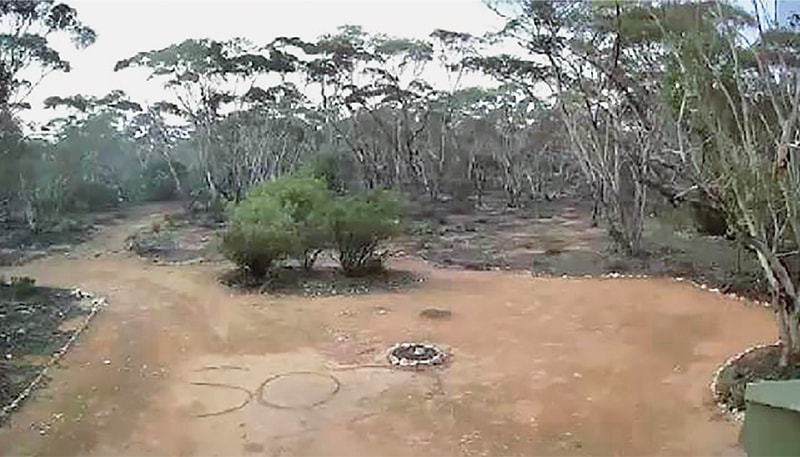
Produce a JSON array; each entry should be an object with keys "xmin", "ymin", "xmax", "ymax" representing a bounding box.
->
[{"xmin": 0, "ymin": 288, "xmax": 108, "ymax": 423}]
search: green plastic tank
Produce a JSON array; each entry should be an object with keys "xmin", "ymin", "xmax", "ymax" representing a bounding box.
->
[{"xmin": 742, "ymin": 379, "xmax": 800, "ymax": 457}]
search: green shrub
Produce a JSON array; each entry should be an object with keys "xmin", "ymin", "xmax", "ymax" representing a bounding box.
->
[
  {"xmin": 188, "ymin": 187, "xmax": 228, "ymax": 222},
  {"xmin": 221, "ymin": 194, "xmax": 296, "ymax": 278},
  {"xmin": 690, "ymin": 200, "xmax": 728, "ymax": 237},
  {"xmin": 220, "ymin": 176, "xmax": 332, "ymax": 277},
  {"xmin": 7, "ymin": 276, "xmax": 37, "ymax": 300},
  {"xmin": 329, "ymin": 190, "xmax": 402, "ymax": 277},
  {"xmin": 70, "ymin": 181, "xmax": 121, "ymax": 212},
  {"xmin": 248, "ymin": 176, "xmax": 332, "ymax": 270},
  {"xmin": 221, "ymin": 175, "xmax": 402, "ymax": 279}
]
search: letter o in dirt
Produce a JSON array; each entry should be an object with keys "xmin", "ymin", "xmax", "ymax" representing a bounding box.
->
[{"xmin": 257, "ymin": 371, "xmax": 340, "ymax": 409}]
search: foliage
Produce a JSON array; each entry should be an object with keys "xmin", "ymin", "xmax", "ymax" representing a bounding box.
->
[
  {"xmin": 114, "ymin": 39, "xmax": 305, "ymax": 202},
  {"xmin": 689, "ymin": 201, "xmax": 728, "ymax": 237},
  {"xmin": 246, "ymin": 176, "xmax": 332, "ymax": 270},
  {"xmin": 470, "ymin": 0, "xmax": 800, "ymax": 365},
  {"xmin": 136, "ymin": 160, "xmax": 186, "ymax": 202},
  {"xmin": 71, "ymin": 181, "xmax": 120, "ymax": 212},
  {"xmin": 221, "ymin": 173, "xmax": 402, "ymax": 279},
  {"xmin": 0, "ymin": 0, "xmax": 95, "ymax": 116},
  {"xmin": 41, "ymin": 109, "xmax": 134, "ymax": 212},
  {"xmin": 3, "ymin": 276, "xmax": 37, "ymax": 300},
  {"xmin": 658, "ymin": 5, "xmax": 800, "ymax": 363},
  {"xmin": 0, "ymin": 0, "xmax": 98, "ymax": 223},
  {"xmin": 220, "ymin": 191, "xmax": 296, "ymax": 279},
  {"xmin": 220, "ymin": 175, "xmax": 333, "ymax": 277},
  {"xmin": 328, "ymin": 189, "xmax": 402, "ymax": 276},
  {"xmin": 205, "ymin": 106, "xmax": 318, "ymax": 202},
  {"xmin": 299, "ymin": 151, "xmax": 351, "ymax": 194}
]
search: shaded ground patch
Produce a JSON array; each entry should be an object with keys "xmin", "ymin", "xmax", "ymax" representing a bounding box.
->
[
  {"xmin": 220, "ymin": 265, "xmax": 424, "ymax": 297},
  {"xmin": 714, "ymin": 344, "xmax": 800, "ymax": 414},
  {"xmin": 0, "ymin": 280, "xmax": 87, "ymax": 421},
  {"xmin": 401, "ymin": 195, "xmax": 767, "ymax": 301},
  {"xmin": 126, "ymin": 210, "xmax": 223, "ymax": 264},
  {"xmin": 0, "ymin": 215, "xmax": 107, "ymax": 266}
]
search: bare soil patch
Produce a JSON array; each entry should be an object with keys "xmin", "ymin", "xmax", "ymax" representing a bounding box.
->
[{"xmin": 125, "ymin": 210, "xmax": 223, "ymax": 265}]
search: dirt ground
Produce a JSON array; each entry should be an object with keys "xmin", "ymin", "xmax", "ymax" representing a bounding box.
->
[
  {"xmin": 404, "ymin": 198, "xmax": 766, "ymax": 299},
  {"xmin": 0, "ymin": 203, "xmax": 778, "ymax": 456}
]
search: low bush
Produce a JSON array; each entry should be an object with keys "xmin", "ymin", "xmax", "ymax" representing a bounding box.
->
[
  {"xmin": 186, "ymin": 188, "xmax": 228, "ymax": 225},
  {"xmin": 220, "ymin": 193, "xmax": 296, "ymax": 278},
  {"xmin": 221, "ymin": 174, "xmax": 403, "ymax": 280},
  {"xmin": 690, "ymin": 200, "xmax": 728, "ymax": 237},
  {"xmin": 247, "ymin": 176, "xmax": 331, "ymax": 270},
  {"xmin": 329, "ymin": 189, "xmax": 402, "ymax": 277},
  {"xmin": 3, "ymin": 276, "xmax": 38, "ymax": 300},
  {"xmin": 220, "ymin": 176, "xmax": 331, "ymax": 277},
  {"xmin": 70, "ymin": 181, "xmax": 121, "ymax": 212}
]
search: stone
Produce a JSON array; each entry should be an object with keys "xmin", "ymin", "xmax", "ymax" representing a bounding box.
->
[
  {"xmin": 419, "ymin": 307, "xmax": 452, "ymax": 320},
  {"xmin": 375, "ymin": 306, "xmax": 390, "ymax": 316},
  {"xmin": 48, "ymin": 244, "xmax": 72, "ymax": 253}
]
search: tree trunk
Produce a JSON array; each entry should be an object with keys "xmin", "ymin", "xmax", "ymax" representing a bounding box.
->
[
  {"xmin": 161, "ymin": 152, "xmax": 187, "ymax": 203},
  {"xmin": 788, "ymin": 294, "xmax": 800, "ymax": 364},
  {"xmin": 591, "ymin": 182, "xmax": 602, "ymax": 227},
  {"xmin": 754, "ymin": 247, "xmax": 800, "ymax": 366},
  {"xmin": 774, "ymin": 292, "xmax": 800, "ymax": 366}
]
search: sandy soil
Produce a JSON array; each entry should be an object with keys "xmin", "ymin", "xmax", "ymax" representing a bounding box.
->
[{"xmin": 0, "ymin": 203, "xmax": 776, "ymax": 456}]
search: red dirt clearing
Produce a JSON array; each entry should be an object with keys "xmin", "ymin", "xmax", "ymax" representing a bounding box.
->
[{"xmin": 0, "ymin": 208, "xmax": 775, "ymax": 456}]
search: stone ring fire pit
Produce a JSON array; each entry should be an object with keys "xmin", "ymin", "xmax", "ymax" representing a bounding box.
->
[{"xmin": 387, "ymin": 342, "xmax": 447, "ymax": 368}]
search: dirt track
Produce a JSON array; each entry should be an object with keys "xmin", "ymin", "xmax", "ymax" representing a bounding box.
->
[{"xmin": 0, "ymin": 204, "xmax": 776, "ymax": 456}]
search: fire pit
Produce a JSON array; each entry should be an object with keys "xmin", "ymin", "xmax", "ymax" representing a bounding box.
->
[{"xmin": 387, "ymin": 342, "xmax": 447, "ymax": 368}]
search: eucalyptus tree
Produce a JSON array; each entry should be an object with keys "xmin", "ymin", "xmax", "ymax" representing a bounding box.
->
[
  {"xmin": 416, "ymin": 29, "xmax": 489, "ymax": 201},
  {"xmin": 0, "ymin": 0, "xmax": 95, "ymax": 221},
  {"xmin": 209, "ymin": 82, "xmax": 320, "ymax": 201},
  {"xmin": 0, "ymin": 0, "xmax": 95, "ymax": 122},
  {"xmin": 114, "ymin": 38, "xmax": 299, "ymax": 200},
  {"xmin": 479, "ymin": 0, "xmax": 800, "ymax": 363},
  {"xmin": 125, "ymin": 104, "xmax": 191, "ymax": 201},
  {"xmin": 471, "ymin": 0, "xmax": 677, "ymax": 252},
  {"xmin": 654, "ymin": 2, "xmax": 800, "ymax": 364},
  {"xmin": 41, "ymin": 90, "xmax": 144, "ymax": 210},
  {"xmin": 275, "ymin": 25, "xmax": 375, "ymax": 184},
  {"xmin": 277, "ymin": 27, "xmax": 442, "ymax": 193}
]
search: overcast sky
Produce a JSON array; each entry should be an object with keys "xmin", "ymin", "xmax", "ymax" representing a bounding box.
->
[
  {"xmin": 20, "ymin": 0, "xmax": 791, "ymax": 126},
  {"xmin": 22, "ymin": 0, "xmax": 505, "ymax": 125}
]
